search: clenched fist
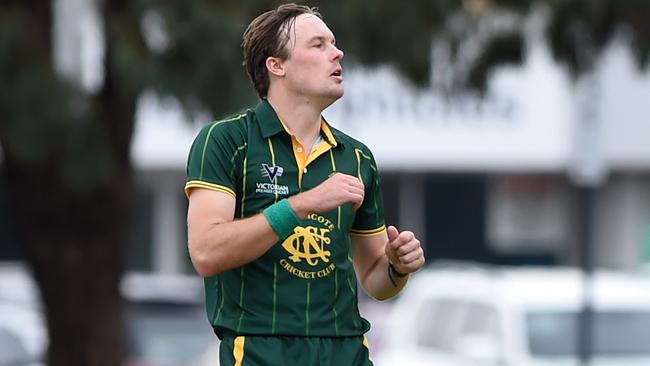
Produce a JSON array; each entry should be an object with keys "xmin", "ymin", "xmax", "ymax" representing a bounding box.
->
[
  {"xmin": 385, "ymin": 225, "xmax": 425, "ymax": 275},
  {"xmin": 289, "ymin": 173, "xmax": 364, "ymax": 218}
]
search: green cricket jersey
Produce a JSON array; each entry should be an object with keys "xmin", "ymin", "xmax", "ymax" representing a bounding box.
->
[{"xmin": 185, "ymin": 99, "xmax": 385, "ymax": 337}]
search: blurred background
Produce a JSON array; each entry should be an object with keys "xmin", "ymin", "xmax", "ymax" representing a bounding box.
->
[{"xmin": 1, "ymin": 0, "xmax": 650, "ymax": 365}]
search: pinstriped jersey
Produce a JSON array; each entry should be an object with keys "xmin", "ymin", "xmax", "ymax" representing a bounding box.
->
[{"xmin": 185, "ymin": 99, "xmax": 385, "ymax": 337}]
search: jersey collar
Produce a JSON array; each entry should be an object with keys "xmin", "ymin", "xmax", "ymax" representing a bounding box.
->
[{"xmin": 255, "ymin": 99, "xmax": 341, "ymax": 148}]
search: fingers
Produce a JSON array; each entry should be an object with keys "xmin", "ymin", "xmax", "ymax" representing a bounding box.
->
[
  {"xmin": 386, "ymin": 225, "xmax": 399, "ymax": 242},
  {"xmin": 386, "ymin": 228, "xmax": 425, "ymax": 273},
  {"xmin": 344, "ymin": 181, "xmax": 365, "ymax": 197},
  {"xmin": 388, "ymin": 230, "xmax": 415, "ymax": 248},
  {"xmin": 386, "ymin": 230, "xmax": 415, "ymax": 259},
  {"xmin": 398, "ymin": 246, "xmax": 424, "ymax": 265},
  {"xmin": 331, "ymin": 173, "xmax": 363, "ymax": 187},
  {"xmin": 336, "ymin": 174, "xmax": 364, "ymax": 194},
  {"xmin": 351, "ymin": 193, "xmax": 364, "ymax": 211},
  {"xmin": 346, "ymin": 182, "xmax": 365, "ymax": 210},
  {"xmin": 299, "ymin": 172, "xmax": 366, "ymax": 214},
  {"xmin": 330, "ymin": 173, "xmax": 365, "ymax": 210}
]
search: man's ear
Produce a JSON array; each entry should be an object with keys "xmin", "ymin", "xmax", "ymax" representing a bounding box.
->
[{"xmin": 266, "ymin": 56, "xmax": 285, "ymax": 77}]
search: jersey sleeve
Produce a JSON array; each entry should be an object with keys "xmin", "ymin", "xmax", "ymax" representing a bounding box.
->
[
  {"xmin": 185, "ymin": 121, "xmax": 246, "ymax": 199},
  {"xmin": 350, "ymin": 147, "xmax": 386, "ymax": 236}
]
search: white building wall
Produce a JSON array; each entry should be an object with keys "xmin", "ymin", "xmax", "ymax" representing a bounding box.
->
[
  {"xmin": 599, "ymin": 43, "xmax": 650, "ymax": 170},
  {"xmin": 323, "ymin": 43, "xmax": 574, "ymax": 172}
]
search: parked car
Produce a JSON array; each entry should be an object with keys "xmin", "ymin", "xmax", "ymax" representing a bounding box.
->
[
  {"xmin": 0, "ymin": 302, "xmax": 46, "ymax": 366},
  {"xmin": 122, "ymin": 273, "xmax": 219, "ymax": 366},
  {"xmin": 0, "ymin": 263, "xmax": 47, "ymax": 366},
  {"xmin": 373, "ymin": 262, "xmax": 650, "ymax": 366},
  {"xmin": 0, "ymin": 263, "xmax": 42, "ymax": 308},
  {"xmin": 0, "ymin": 264, "xmax": 218, "ymax": 366}
]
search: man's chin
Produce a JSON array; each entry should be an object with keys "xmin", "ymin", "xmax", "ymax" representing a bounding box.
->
[
  {"xmin": 321, "ymin": 90, "xmax": 343, "ymax": 108},
  {"xmin": 329, "ymin": 87, "xmax": 344, "ymax": 99}
]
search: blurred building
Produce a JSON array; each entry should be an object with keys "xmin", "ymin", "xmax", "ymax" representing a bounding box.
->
[
  {"xmin": 2, "ymin": 4, "xmax": 650, "ymax": 274},
  {"xmin": 102, "ymin": 36, "xmax": 650, "ymax": 273},
  {"xmin": 319, "ymin": 36, "xmax": 650, "ymax": 270}
]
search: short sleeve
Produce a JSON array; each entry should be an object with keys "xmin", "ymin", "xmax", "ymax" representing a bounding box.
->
[
  {"xmin": 185, "ymin": 120, "xmax": 246, "ymax": 199},
  {"xmin": 350, "ymin": 147, "xmax": 386, "ymax": 236}
]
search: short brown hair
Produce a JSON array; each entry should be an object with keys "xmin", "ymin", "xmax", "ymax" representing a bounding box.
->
[{"xmin": 242, "ymin": 3, "xmax": 321, "ymax": 98}]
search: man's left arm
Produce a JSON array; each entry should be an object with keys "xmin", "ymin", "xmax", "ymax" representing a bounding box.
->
[{"xmin": 351, "ymin": 226, "xmax": 425, "ymax": 300}]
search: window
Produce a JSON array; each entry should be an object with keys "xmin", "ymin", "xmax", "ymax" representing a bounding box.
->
[{"xmin": 527, "ymin": 310, "xmax": 650, "ymax": 357}]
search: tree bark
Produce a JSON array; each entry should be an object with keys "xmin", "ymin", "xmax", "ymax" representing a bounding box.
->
[
  {"xmin": 1, "ymin": 80, "xmax": 136, "ymax": 366},
  {"xmin": 0, "ymin": 1, "xmax": 137, "ymax": 365},
  {"xmin": 1, "ymin": 74, "xmax": 136, "ymax": 366}
]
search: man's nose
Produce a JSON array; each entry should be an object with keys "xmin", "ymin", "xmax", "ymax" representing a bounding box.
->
[{"xmin": 332, "ymin": 46, "xmax": 344, "ymax": 61}]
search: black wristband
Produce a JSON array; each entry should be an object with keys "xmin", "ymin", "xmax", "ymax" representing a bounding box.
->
[
  {"xmin": 389, "ymin": 262, "xmax": 408, "ymax": 277},
  {"xmin": 388, "ymin": 262, "xmax": 408, "ymax": 287}
]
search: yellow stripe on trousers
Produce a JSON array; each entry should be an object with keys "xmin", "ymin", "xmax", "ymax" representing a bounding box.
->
[
  {"xmin": 363, "ymin": 336, "xmax": 372, "ymax": 362},
  {"xmin": 233, "ymin": 336, "xmax": 245, "ymax": 366}
]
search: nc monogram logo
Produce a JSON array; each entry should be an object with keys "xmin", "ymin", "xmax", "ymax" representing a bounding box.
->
[
  {"xmin": 282, "ymin": 226, "xmax": 332, "ymax": 266},
  {"xmin": 261, "ymin": 163, "xmax": 283, "ymax": 182}
]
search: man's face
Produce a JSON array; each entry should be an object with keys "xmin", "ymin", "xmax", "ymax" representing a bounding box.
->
[{"xmin": 280, "ymin": 14, "xmax": 344, "ymax": 104}]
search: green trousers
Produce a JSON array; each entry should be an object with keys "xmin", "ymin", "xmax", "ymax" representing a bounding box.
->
[{"xmin": 219, "ymin": 335, "xmax": 374, "ymax": 366}]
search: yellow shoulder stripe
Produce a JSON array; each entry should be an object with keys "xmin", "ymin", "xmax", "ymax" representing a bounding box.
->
[
  {"xmin": 185, "ymin": 180, "xmax": 236, "ymax": 199},
  {"xmin": 350, "ymin": 225, "xmax": 386, "ymax": 237}
]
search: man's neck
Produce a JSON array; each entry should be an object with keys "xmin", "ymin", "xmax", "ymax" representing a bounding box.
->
[{"xmin": 266, "ymin": 91, "xmax": 326, "ymax": 148}]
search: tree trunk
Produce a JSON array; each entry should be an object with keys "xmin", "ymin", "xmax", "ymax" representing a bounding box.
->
[
  {"xmin": 0, "ymin": 1, "xmax": 137, "ymax": 365},
  {"xmin": 10, "ymin": 176, "xmax": 131, "ymax": 366},
  {"xmin": 1, "ymin": 86, "xmax": 136, "ymax": 366}
]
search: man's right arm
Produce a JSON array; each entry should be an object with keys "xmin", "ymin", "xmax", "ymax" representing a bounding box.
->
[
  {"xmin": 187, "ymin": 173, "xmax": 364, "ymax": 277},
  {"xmin": 187, "ymin": 188, "xmax": 279, "ymax": 277}
]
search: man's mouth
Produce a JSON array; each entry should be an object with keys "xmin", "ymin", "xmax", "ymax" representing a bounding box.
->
[{"xmin": 331, "ymin": 69, "xmax": 343, "ymax": 80}]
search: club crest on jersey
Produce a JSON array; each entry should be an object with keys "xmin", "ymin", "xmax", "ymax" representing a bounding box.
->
[
  {"xmin": 283, "ymin": 226, "xmax": 332, "ymax": 266},
  {"xmin": 278, "ymin": 214, "xmax": 337, "ymax": 280},
  {"xmin": 261, "ymin": 163, "xmax": 283, "ymax": 182}
]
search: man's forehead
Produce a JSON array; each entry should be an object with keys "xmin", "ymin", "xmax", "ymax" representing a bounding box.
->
[{"xmin": 293, "ymin": 13, "xmax": 334, "ymax": 41}]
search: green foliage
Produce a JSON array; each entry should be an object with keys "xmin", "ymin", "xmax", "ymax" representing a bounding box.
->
[
  {"xmin": 66, "ymin": 0, "xmax": 650, "ymax": 120},
  {"xmin": 468, "ymin": 33, "xmax": 524, "ymax": 93},
  {"xmin": 0, "ymin": 2, "xmax": 123, "ymax": 191},
  {"xmin": 2, "ymin": 0, "xmax": 650, "ymax": 140},
  {"xmin": 312, "ymin": 0, "xmax": 455, "ymax": 85},
  {"xmin": 145, "ymin": 1, "xmax": 258, "ymax": 118},
  {"xmin": 0, "ymin": 5, "xmax": 76, "ymax": 164},
  {"xmin": 549, "ymin": 0, "xmax": 650, "ymax": 75}
]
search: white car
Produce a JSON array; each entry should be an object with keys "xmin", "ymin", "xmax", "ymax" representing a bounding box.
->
[
  {"xmin": 373, "ymin": 262, "xmax": 650, "ymax": 366},
  {"xmin": 0, "ymin": 265, "xmax": 219, "ymax": 366},
  {"xmin": 0, "ymin": 302, "xmax": 47, "ymax": 366},
  {"xmin": 122, "ymin": 272, "xmax": 219, "ymax": 366},
  {"xmin": 0, "ymin": 264, "xmax": 47, "ymax": 366}
]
